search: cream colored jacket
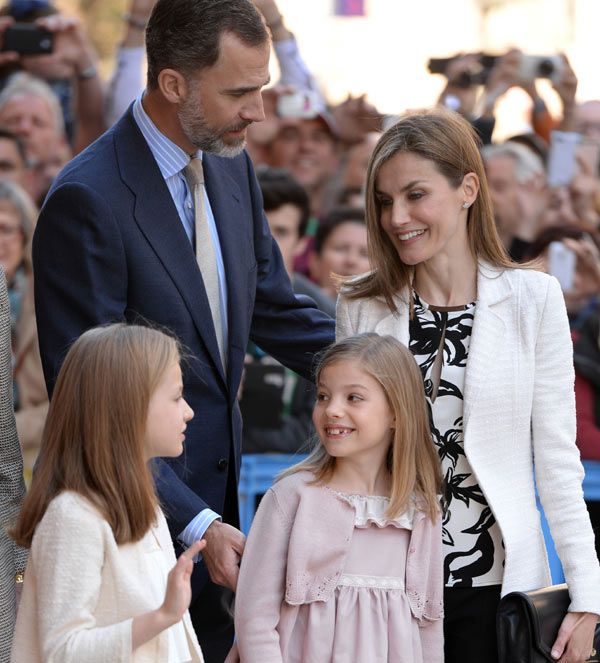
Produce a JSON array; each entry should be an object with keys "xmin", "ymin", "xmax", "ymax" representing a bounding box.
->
[
  {"xmin": 336, "ymin": 264, "xmax": 600, "ymax": 614},
  {"xmin": 11, "ymin": 491, "xmax": 204, "ymax": 662}
]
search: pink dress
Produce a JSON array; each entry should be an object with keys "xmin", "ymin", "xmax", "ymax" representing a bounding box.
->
[{"xmin": 276, "ymin": 493, "xmax": 422, "ymax": 663}]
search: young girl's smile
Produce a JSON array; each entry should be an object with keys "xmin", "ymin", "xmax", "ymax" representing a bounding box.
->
[
  {"xmin": 144, "ymin": 362, "xmax": 194, "ymax": 459},
  {"xmin": 313, "ymin": 360, "xmax": 394, "ymax": 464}
]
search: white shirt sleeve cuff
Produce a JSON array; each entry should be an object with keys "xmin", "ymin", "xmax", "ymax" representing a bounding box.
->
[{"xmin": 178, "ymin": 509, "xmax": 221, "ymax": 562}]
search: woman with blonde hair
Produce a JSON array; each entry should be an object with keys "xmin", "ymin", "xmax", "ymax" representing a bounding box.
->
[
  {"xmin": 336, "ymin": 108, "xmax": 600, "ymax": 663},
  {"xmin": 11, "ymin": 324, "xmax": 205, "ymax": 662},
  {"xmin": 231, "ymin": 333, "xmax": 443, "ymax": 662}
]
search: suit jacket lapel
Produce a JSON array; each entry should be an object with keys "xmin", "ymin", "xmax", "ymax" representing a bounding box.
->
[
  {"xmin": 463, "ymin": 263, "xmax": 513, "ymax": 430},
  {"xmin": 114, "ymin": 111, "xmax": 226, "ymax": 385}
]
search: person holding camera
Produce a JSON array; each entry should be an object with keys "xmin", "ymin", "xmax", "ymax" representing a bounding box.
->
[{"xmin": 336, "ymin": 108, "xmax": 600, "ymax": 663}]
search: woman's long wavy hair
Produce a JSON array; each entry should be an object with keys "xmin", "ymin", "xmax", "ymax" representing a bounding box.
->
[
  {"xmin": 344, "ymin": 108, "xmax": 517, "ymax": 311},
  {"xmin": 284, "ymin": 333, "xmax": 442, "ymax": 522},
  {"xmin": 13, "ymin": 324, "xmax": 180, "ymax": 547}
]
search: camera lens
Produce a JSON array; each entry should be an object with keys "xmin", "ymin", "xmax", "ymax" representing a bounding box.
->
[{"xmin": 537, "ymin": 59, "xmax": 555, "ymax": 77}]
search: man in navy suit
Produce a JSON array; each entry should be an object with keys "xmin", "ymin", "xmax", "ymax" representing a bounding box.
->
[{"xmin": 32, "ymin": 1, "xmax": 334, "ymax": 660}]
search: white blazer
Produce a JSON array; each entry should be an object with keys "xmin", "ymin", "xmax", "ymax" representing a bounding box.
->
[
  {"xmin": 336, "ymin": 263, "xmax": 600, "ymax": 614},
  {"xmin": 11, "ymin": 491, "xmax": 204, "ymax": 663}
]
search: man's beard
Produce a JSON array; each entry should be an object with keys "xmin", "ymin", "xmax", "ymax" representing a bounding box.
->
[{"xmin": 178, "ymin": 94, "xmax": 248, "ymax": 158}]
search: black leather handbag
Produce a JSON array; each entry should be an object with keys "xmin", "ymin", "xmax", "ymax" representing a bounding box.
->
[{"xmin": 497, "ymin": 584, "xmax": 600, "ymax": 662}]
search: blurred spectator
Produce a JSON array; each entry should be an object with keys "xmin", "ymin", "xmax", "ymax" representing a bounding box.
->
[
  {"xmin": 266, "ymin": 112, "xmax": 340, "ymax": 217},
  {"xmin": 482, "ymin": 140, "xmax": 548, "ymax": 260},
  {"xmin": 0, "ymin": 1, "xmax": 105, "ymax": 152},
  {"xmin": 0, "ymin": 179, "xmax": 47, "ymax": 482},
  {"xmin": 326, "ymin": 129, "xmax": 381, "ymax": 210},
  {"xmin": 0, "ymin": 72, "xmax": 70, "ymax": 203},
  {"xmin": 308, "ymin": 206, "xmax": 369, "ymax": 304},
  {"xmin": 571, "ymin": 309, "xmax": 600, "ymax": 559},
  {"xmin": 530, "ymin": 226, "xmax": 600, "ymax": 327},
  {"xmin": 435, "ymin": 49, "xmax": 578, "ymax": 145},
  {"xmin": 575, "ymin": 100, "xmax": 600, "ymax": 142},
  {"xmin": 240, "ymin": 167, "xmax": 332, "ymax": 455},
  {"xmin": 0, "ymin": 127, "xmax": 29, "ymax": 192},
  {"xmin": 258, "ymin": 166, "xmax": 334, "ymax": 316}
]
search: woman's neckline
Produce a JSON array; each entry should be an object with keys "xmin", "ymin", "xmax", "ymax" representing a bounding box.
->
[{"xmin": 413, "ymin": 289, "xmax": 476, "ymax": 312}]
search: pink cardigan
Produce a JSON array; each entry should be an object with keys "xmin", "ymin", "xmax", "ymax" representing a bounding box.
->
[{"xmin": 231, "ymin": 471, "xmax": 443, "ymax": 662}]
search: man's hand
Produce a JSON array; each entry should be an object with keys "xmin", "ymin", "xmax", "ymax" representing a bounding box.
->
[
  {"xmin": 202, "ymin": 520, "xmax": 246, "ymax": 591},
  {"xmin": 330, "ymin": 94, "xmax": 382, "ymax": 145},
  {"xmin": 479, "ymin": 48, "xmax": 521, "ymax": 118},
  {"xmin": 554, "ymin": 54, "xmax": 578, "ymax": 131},
  {"xmin": 551, "ymin": 611, "xmax": 598, "ymax": 662}
]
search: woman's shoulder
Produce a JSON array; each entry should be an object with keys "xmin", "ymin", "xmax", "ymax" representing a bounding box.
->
[
  {"xmin": 481, "ymin": 264, "xmax": 557, "ymax": 303},
  {"xmin": 338, "ymin": 275, "xmax": 408, "ymax": 317}
]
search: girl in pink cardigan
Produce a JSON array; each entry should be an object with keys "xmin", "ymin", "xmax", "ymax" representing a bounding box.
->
[
  {"xmin": 230, "ymin": 333, "xmax": 444, "ymax": 663},
  {"xmin": 11, "ymin": 324, "xmax": 205, "ymax": 662}
]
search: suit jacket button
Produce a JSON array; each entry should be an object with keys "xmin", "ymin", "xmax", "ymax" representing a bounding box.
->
[{"xmin": 217, "ymin": 458, "xmax": 228, "ymax": 471}]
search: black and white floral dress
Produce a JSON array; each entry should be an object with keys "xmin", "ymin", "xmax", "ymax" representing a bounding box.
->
[{"xmin": 409, "ymin": 292, "xmax": 504, "ymax": 588}]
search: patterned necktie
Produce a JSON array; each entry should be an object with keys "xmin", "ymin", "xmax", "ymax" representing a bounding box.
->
[{"xmin": 183, "ymin": 157, "xmax": 226, "ymax": 369}]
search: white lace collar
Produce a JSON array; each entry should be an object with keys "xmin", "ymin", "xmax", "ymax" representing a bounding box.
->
[{"xmin": 333, "ymin": 491, "xmax": 416, "ymax": 530}]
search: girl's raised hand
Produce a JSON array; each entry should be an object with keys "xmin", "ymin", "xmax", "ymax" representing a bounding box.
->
[{"xmin": 159, "ymin": 539, "xmax": 206, "ymax": 626}]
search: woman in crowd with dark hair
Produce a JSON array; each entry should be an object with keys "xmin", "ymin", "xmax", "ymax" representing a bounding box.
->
[{"xmin": 336, "ymin": 108, "xmax": 600, "ymax": 663}]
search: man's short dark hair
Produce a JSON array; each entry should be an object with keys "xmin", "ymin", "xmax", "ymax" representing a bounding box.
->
[
  {"xmin": 314, "ymin": 207, "xmax": 366, "ymax": 254},
  {"xmin": 146, "ymin": 0, "xmax": 269, "ymax": 89},
  {"xmin": 0, "ymin": 127, "xmax": 27, "ymax": 164},
  {"xmin": 257, "ymin": 167, "xmax": 311, "ymax": 237}
]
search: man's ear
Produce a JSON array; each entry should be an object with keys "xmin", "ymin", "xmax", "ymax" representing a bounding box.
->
[{"xmin": 158, "ymin": 68, "xmax": 189, "ymax": 105}]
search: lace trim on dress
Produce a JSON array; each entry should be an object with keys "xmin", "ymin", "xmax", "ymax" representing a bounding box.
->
[
  {"xmin": 333, "ymin": 492, "xmax": 415, "ymax": 530},
  {"xmin": 337, "ymin": 573, "xmax": 406, "ymax": 590}
]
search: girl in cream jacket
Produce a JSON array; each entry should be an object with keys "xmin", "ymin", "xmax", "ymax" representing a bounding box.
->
[{"xmin": 11, "ymin": 324, "xmax": 205, "ymax": 663}]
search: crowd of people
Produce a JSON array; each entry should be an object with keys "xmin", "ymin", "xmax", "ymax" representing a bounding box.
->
[{"xmin": 0, "ymin": 0, "xmax": 599, "ymax": 661}]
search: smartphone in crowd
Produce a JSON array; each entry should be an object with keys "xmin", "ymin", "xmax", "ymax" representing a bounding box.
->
[
  {"xmin": 1, "ymin": 23, "xmax": 54, "ymax": 56},
  {"xmin": 547, "ymin": 130, "xmax": 581, "ymax": 188},
  {"xmin": 548, "ymin": 241, "xmax": 576, "ymax": 291}
]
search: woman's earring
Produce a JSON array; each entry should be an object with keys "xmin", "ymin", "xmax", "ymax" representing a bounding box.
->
[{"xmin": 462, "ymin": 202, "xmax": 470, "ymax": 209}]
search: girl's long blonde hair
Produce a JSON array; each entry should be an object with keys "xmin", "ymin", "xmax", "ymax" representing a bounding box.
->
[
  {"xmin": 344, "ymin": 107, "xmax": 517, "ymax": 311},
  {"xmin": 285, "ymin": 333, "xmax": 442, "ymax": 521},
  {"xmin": 13, "ymin": 324, "xmax": 180, "ymax": 547}
]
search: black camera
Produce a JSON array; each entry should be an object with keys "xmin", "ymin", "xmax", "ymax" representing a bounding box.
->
[{"xmin": 427, "ymin": 54, "xmax": 498, "ymax": 88}]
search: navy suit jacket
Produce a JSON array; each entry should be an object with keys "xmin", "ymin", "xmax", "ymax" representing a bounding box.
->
[{"xmin": 33, "ymin": 107, "xmax": 334, "ymax": 596}]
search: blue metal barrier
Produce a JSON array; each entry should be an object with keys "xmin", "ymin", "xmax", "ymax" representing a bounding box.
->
[
  {"xmin": 238, "ymin": 453, "xmax": 308, "ymax": 535},
  {"xmin": 539, "ymin": 460, "xmax": 600, "ymax": 584},
  {"xmin": 239, "ymin": 455, "xmax": 600, "ymax": 581}
]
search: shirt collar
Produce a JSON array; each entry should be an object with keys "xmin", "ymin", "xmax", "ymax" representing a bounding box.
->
[{"xmin": 133, "ymin": 92, "xmax": 202, "ymax": 180}]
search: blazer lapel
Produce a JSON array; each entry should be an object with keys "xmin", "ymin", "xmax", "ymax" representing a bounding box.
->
[
  {"xmin": 374, "ymin": 290, "xmax": 411, "ymax": 346},
  {"xmin": 463, "ymin": 263, "xmax": 513, "ymax": 429},
  {"xmin": 114, "ymin": 112, "xmax": 226, "ymax": 385}
]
